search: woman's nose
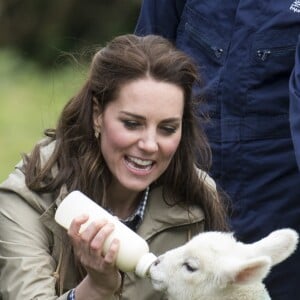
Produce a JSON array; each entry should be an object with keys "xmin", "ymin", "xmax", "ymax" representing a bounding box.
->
[{"xmin": 138, "ymin": 131, "xmax": 159, "ymax": 152}]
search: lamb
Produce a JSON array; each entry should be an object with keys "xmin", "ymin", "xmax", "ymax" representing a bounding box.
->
[{"xmin": 149, "ymin": 228, "xmax": 299, "ymax": 300}]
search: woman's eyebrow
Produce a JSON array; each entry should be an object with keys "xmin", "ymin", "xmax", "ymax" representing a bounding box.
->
[
  {"xmin": 120, "ymin": 111, "xmax": 181, "ymax": 123},
  {"xmin": 120, "ymin": 111, "xmax": 145, "ymax": 120},
  {"xmin": 160, "ymin": 117, "xmax": 182, "ymax": 123}
]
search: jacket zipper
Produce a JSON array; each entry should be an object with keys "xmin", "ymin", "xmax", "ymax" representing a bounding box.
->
[
  {"xmin": 185, "ymin": 22, "xmax": 224, "ymax": 61},
  {"xmin": 257, "ymin": 45, "xmax": 296, "ymax": 61}
]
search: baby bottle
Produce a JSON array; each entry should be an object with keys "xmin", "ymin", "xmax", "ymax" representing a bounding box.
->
[{"xmin": 54, "ymin": 190, "xmax": 157, "ymax": 277}]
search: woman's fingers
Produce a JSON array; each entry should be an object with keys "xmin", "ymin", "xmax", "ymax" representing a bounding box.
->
[
  {"xmin": 68, "ymin": 215, "xmax": 118, "ymax": 264},
  {"xmin": 66, "ymin": 214, "xmax": 121, "ymax": 293},
  {"xmin": 68, "ymin": 214, "xmax": 89, "ymax": 240},
  {"xmin": 90, "ymin": 223, "xmax": 114, "ymax": 251},
  {"xmin": 103, "ymin": 239, "xmax": 120, "ymax": 265}
]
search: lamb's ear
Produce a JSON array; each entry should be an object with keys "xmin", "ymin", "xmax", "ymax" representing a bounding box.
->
[
  {"xmin": 249, "ymin": 229, "xmax": 299, "ymax": 266},
  {"xmin": 230, "ymin": 257, "xmax": 271, "ymax": 285}
]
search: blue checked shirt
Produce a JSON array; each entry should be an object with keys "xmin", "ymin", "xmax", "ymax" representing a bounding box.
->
[
  {"xmin": 67, "ymin": 288, "xmax": 75, "ymax": 300},
  {"xmin": 120, "ymin": 186, "xmax": 149, "ymax": 231}
]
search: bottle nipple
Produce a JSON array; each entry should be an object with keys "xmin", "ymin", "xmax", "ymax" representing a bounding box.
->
[{"xmin": 135, "ymin": 252, "xmax": 157, "ymax": 277}]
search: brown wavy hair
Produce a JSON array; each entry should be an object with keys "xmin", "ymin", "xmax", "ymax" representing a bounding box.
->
[
  {"xmin": 23, "ymin": 34, "xmax": 229, "ymax": 292},
  {"xmin": 24, "ymin": 34, "xmax": 228, "ymax": 230}
]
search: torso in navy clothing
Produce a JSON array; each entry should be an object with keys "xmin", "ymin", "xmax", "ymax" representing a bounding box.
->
[{"xmin": 135, "ymin": 1, "xmax": 300, "ymax": 299}]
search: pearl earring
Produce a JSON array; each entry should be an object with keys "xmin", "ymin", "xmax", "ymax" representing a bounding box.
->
[{"xmin": 95, "ymin": 130, "xmax": 100, "ymax": 139}]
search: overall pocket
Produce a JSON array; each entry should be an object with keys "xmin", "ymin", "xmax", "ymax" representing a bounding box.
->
[
  {"xmin": 247, "ymin": 28, "xmax": 298, "ymax": 114},
  {"xmin": 176, "ymin": 5, "xmax": 229, "ymax": 114}
]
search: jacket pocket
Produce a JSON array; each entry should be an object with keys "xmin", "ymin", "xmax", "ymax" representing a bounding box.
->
[
  {"xmin": 183, "ymin": 22, "xmax": 225, "ymax": 65},
  {"xmin": 247, "ymin": 28, "xmax": 298, "ymax": 114}
]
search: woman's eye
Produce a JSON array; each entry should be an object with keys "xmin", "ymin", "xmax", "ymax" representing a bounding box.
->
[
  {"xmin": 122, "ymin": 120, "xmax": 140, "ymax": 129},
  {"xmin": 161, "ymin": 126, "xmax": 177, "ymax": 134}
]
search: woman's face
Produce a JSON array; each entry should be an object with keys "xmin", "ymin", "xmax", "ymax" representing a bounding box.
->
[{"xmin": 94, "ymin": 77, "xmax": 184, "ymax": 192}]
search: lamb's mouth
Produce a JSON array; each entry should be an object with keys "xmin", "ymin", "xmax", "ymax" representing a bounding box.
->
[{"xmin": 150, "ymin": 278, "xmax": 167, "ymax": 291}]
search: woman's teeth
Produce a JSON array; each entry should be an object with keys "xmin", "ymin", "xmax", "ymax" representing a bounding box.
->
[{"xmin": 126, "ymin": 156, "xmax": 153, "ymax": 169}]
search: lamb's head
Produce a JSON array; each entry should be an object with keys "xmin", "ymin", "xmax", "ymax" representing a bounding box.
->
[{"xmin": 149, "ymin": 228, "xmax": 298, "ymax": 300}]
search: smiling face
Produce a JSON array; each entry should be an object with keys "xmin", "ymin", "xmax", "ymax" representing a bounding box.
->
[{"xmin": 93, "ymin": 77, "xmax": 184, "ymax": 193}]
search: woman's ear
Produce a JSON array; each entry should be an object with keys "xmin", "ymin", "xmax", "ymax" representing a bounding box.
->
[{"xmin": 92, "ymin": 96, "xmax": 102, "ymax": 134}]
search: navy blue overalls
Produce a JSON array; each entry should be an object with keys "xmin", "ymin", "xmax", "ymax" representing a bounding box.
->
[{"xmin": 136, "ymin": 1, "xmax": 300, "ymax": 299}]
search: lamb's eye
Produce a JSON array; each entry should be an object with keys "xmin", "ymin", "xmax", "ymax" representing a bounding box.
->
[{"xmin": 182, "ymin": 262, "xmax": 197, "ymax": 272}]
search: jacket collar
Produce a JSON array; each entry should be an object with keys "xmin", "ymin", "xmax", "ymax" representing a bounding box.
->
[
  {"xmin": 39, "ymin": 184, "xmax": 69, "ymax": 240},
  {"xmin": 42, "ymin": 184, "xmax": 205, "ymax": 242},
  {"xmin": 138, "ymin": 186, "xmax": 204, "ymax": 240},
  {"xmin": 1, "ymin": 166, "xmax": 204, "ymax": 242},
  {"xmin": 1, "ymin": 138, "xmax": 204, "ymax": 242}
]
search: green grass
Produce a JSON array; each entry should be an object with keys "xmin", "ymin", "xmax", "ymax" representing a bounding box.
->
[{"xmin": 0, "ymin": 49, "xmax": 87, "ymax": 181}]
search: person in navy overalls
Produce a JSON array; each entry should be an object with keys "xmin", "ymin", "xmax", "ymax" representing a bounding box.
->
[{"xmin": 135, "ymin": 1, "xmax": 300, "ymax": 299}]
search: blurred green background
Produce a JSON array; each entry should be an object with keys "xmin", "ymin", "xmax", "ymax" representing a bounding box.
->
[{"xmin": 0, "ymin": 0, "xmax": 141, "ymax": 181}]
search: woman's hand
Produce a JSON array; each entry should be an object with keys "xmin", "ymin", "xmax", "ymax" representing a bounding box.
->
[{"xmin": 68, "ymin": 214, "xmax": 122, "ymax": 298}]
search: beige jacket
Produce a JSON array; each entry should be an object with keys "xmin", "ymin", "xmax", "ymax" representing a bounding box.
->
[{"xmin": 0, "ymin": 143, "xmax": 214, "ymax": 300}]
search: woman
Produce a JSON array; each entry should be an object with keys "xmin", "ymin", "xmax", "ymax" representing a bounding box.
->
[{"xmin": 0, "ymin": 34, "xmax": 228, "ymax": 300}]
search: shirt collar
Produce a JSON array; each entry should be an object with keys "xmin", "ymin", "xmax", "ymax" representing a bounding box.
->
[
  {"xmin": 121, "ymin": 186, "xmax": 149, "ymax": 231},
  {"xmin": 105, "ymin": 186, "xmax": 150, "ymax": 231}
]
